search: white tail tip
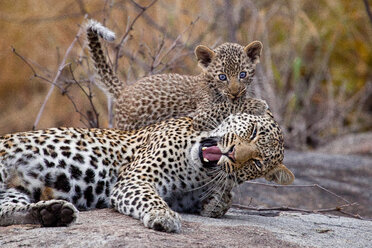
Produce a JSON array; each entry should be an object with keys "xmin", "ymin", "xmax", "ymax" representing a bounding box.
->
[{"xmin": 86, "ymin": 19, "xmax": 116, "ymax": 42}]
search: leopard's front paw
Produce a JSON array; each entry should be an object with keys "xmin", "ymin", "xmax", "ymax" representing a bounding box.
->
[
  {"xmin": 200, "ymin": 192, "xmax": 232, "ymax": 218},
  {"xmin": 248, "ymin": 98, "xmax": 269, "ymax": 116},
  {"xmin": 30, "ymin": 200, "xmax": 78, "ymax": 227},
  {"xmin": 142, "ymin": 209, "xmax": 182, "ymax": 233}
]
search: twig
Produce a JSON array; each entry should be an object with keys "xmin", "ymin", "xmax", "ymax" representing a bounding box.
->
[
  {"xmin": 32, "ymin": 16, "xmax": 87, "ymax": 130},
  {"xmin": 68, "ymin": 64, "xmax": 100, "ymax": 128},
  {"xmin": 246, "ymin": 182, "xmax": 351, "ymax": 204},
  {"xmin": 257, "ymin": 8, "xmax": 279, "ymax": 119},
  {"xmin": 338, "ymin": 209, "xmax": 369, "ymax": 220},
  {"xmin": 148, "ymin": 36, "xmax": 166, "ymax": 75},
  {"xmin": 114, "ymin": 0, "xmax": 158, "ymax": 72},
  {"xmin": 102, "ymin": 0, "xmax": 113, "ymax": 26},
  {"xmin": 121, "ymin": 49, "xmax": 150, "ymax": 72},
  {"xmin": 11, "ymin": 47, "xmax": 52, "ymax": 84},
  {"xmin": 224, "ymin": 0, "xmax": 237, "ymax": 42},
  {"xmin": 121, "ymin": 15, "xmax": 199, "ymax": 76},
  {"xmin": 152, "ymin": 16, "xmax": 200, "ymax": 72},
  {"xmin": 231, "ymin": 202, "xmax": 368, "ymax": 220},
  {"xmin": 232, "ymin": 202, "xmax": 356, "ymax": 213},
  {"xmin": 12, "ymin": 48, "xmax": 91, "ymax": 126},
  {"xmin": 12, "ymin": 22, "xmax": 101, "ymax": 127},
  {"xmin": 241, "ymin": 181, "xmax": 370, "ymax": 220},
  {"xmin": 75, "ymin": 0, "xmax": 88, "ymax": 15},
  {"xmin": 363, "ymin": 0, "xmax": 372, "ymax": 26}
]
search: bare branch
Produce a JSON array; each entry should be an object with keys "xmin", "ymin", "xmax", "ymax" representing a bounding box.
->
[
  {"xmin": 231, "ymin": 202, "xmax": 369, "ymax": 220},
  {"xmin": 152, "ymin": 16, "xmax": 200, "ymax": 72},
  {"xmin": 238, "ymin": 181, "xmax": 371, "ymax": 220},
  {"xmin": 75, "ymin": 0, "xmax": 88, "ymax": 15},
  {"xmin": 363, "ymin": 0, "xmax": 372, "ymax": 26},
  {"xmin": 224, "ymin": 0, "xmax": 237, "ymax": 42},
  {"xmin": 246, "ymin": 182, "xmax": 351, "ymax": 204},
  {"xmin": 12, "ymin": 48, "xmax": 58, "ymax": 88},
  {"xmin": 12, "ymin": 48, "xmax": 92, "ymax": 126},
  {"xmin": 114, "ymin": 0, "xmax": 158, "ymax": 72},
  {"xmin": 11, "ymin": 47, "xmax": 51, "ymax": 84},
  {"xmin": 32, "ymin": 16, "xmax": 87, "ymax": 130},
  {"xmin": 68, "ymin": 65, "xmax": 100, "ymax": 128},
  {"xmin": 11, "ymin": 17, "xmax": 96, "ymax": 129}
]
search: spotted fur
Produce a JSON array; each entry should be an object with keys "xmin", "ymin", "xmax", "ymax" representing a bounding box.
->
[
  {"xmin": 0, "ymin": 111, "xmax": 294, "ymax": 233},
  {"xmin": 86, "ymin": 20, "xmax": 263, "ymax": 131}
]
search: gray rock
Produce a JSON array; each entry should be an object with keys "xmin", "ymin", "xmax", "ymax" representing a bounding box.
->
[
  {"xmin": 316, "ymin": 132, "xmax": 372, "ymax": 156},
  {"xmin": 1, "ymin": 208, "xmax": 371, "ymax": 248},
  {"xmin": 234, "ymin": 150, "xmax": 372, "ymax": 218},
  {"xmin": 185, "ymin": 208, "xmax": 372, "ymax": 248},
  {"xmin": 1, "ymin": 151, "xmax": 371, "ymax": 247}
]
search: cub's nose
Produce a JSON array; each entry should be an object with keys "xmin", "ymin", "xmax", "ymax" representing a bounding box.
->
[{"xmin": 228, "ymin": 80, "xmax": 241, "ymax": 100}]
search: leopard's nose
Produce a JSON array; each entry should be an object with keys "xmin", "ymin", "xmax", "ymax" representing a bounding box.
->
[
  {"xmin": 228, "ymin": 80, "xmax": 241, "ymax": 100},
  {"xmin": 222, "ymin": 145, "xmax": 235, "ymax": 162}
]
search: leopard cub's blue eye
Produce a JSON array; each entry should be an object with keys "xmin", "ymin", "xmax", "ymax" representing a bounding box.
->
[
  {"xmin": 218, "ymin": 74, "xmax": 227, "ymax": 81},
  {"xmin": 239, "ymin": 71, "xmax": 247, "ymax": 79}
]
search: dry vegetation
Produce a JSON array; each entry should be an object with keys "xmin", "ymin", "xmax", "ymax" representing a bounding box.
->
[{"xmin": 0, "ymin": 0, "xmax": 371, "ymax": 150}]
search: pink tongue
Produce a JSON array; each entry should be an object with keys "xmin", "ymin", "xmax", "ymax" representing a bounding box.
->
[{"xmin": 202, "ymin": 146, "xmax": 222, "ymax": 161}]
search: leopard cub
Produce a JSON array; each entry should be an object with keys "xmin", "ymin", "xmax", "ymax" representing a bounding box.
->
[{"xmin": 86, "ymin": 20, "xmax": 263, "ymax": 130}]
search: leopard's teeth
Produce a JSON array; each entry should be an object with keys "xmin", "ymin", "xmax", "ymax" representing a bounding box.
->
[
  {"xmin": 203, "ymin": 158, "xmax": 209, "ymax": 162},
  {"xmin": 202, "ymin": 147, "xmax": 207, "ymax": 151}
]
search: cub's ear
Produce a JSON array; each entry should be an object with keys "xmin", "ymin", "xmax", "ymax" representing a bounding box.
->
[
  {"xmin": 244, "ymin": 41, "xmax": 263, "ymax": 65},
  {"xmin": 195, "ymin": 45, "xmax": 215, "ymax": 69},
  {"xmin": 265, "ymin": 164, "xmax": 294, "ymax": 185}
]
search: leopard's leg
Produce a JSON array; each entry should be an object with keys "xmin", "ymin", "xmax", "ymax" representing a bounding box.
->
[
  {"xmin": 191, "ymin": 94, "xmax": 221, "ymax": 131},
  {"xmin": 0, "ymin": 185, "xmax": 35, "ymax": 225},
  {"xmin": 0, "ymin": 185, "xmax": 78, "ymax": 227},
  {"xmin": 240, "ymin": 98, "xmax": 269, "ymax": 116},
  {"xmin": 200, "ymin": 188, "xmax": 233, "ymax": 218},
  {"xmin": 192, "ymin": 109, "xmax": 222, "ymax": 131},
  {"xmin": 110, "ymin": 179, "xmax": 182, "ymax": 233},
  {"xmin": 192, "ymin": 98, "xmax": 270, "ymax": 131}
]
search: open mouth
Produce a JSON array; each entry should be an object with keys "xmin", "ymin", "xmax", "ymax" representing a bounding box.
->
[{"xmin": 199, "ymin": 137, "xmax": 235, "ymax": 168}]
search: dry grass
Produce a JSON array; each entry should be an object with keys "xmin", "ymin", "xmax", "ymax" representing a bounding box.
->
[{"xmin": 0, "ymin": 0, "xmax": 371, "ymax": 149}]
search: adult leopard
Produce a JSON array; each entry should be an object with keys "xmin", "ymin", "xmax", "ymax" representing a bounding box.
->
[{"xmin": 0, "ymin": 111, "xmax": 293, "ymax": 233}]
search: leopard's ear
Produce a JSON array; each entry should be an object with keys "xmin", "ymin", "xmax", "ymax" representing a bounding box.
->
[
  {"xmin": 195, "ymin": 45, "xmax": 215, "ymax": 69},
  {"xmin": 244, "ymin": 41, "xmax": 263, "ymax": 65},
  {"xmin": 265, "ymin": 164, "xmax": 294, "ymax": 185}
]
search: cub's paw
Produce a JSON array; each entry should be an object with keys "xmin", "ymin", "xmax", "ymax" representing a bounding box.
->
[
  {"xmin": 142, "ymin": 209, "xmax": 182, "ymax": 233},
  {"xmin": 246, "ymin": 98, "xmax": 269, "ymax": 116},
  {"xmin": 30, "ymin": 200, "xmax": 78, "ymax": 227}
]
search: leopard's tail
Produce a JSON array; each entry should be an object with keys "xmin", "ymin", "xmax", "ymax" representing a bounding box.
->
[{"xmin": 86, "ymin": 19, "xmax": 123, "ymax": 100}]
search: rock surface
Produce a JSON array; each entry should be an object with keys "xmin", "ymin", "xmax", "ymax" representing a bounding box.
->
[
  {"xmin": 1, "ymin": 208, "xmax": 371, "ymax": 248},
  {"xmin": 316, "ymin": 132, "xmax": 372, "ymax": 156},
  {"xmin": 235, "ymin": 150, "xmax": 372, "ymax": 218},
  {"xmin": 1, "ymin": 151, "xmax": 371, "ymax": 247}
]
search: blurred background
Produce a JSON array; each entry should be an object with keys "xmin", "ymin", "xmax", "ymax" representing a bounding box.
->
[
  {"xmin": 1, "ymin": 0, "xmax": 371, "ymax": 150},
  {"xmin": 0, "ymin": 0, "xmax": 371, "ymax": 217}
]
